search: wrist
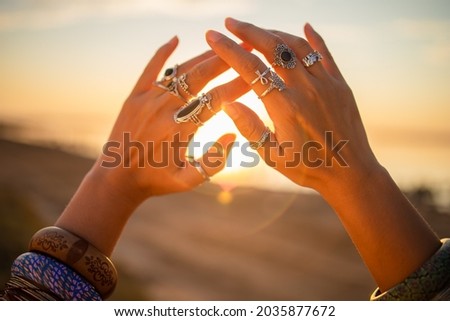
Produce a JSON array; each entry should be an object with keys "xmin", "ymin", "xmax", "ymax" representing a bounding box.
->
[
  {"xmin": 316, "ymin": 161, "xmax": 440, "ymax": 291},
  {"xmin": 316, "ymin": 158, "xmax": 387, "ymax": 204},
  {"xmin": 55, "ymin": 165, "xmax": 144, "ymax": 256}
]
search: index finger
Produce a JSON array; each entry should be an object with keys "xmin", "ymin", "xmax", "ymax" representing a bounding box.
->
[
  {"xmin": 205, "ymin": 30, "xmax": 283, "ymax": 100},
  {"xmin": 132, "ymin": 36, "xmax": 179, "ymax": 95},
  {"xmin": 206, "ymin": 30, "xmax": 292, "ymax": 126}
]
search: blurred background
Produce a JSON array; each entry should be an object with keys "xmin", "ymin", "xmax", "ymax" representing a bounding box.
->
[{"xmin": 1, "ymin": 0, "xmax": 449, "ymax": 300}]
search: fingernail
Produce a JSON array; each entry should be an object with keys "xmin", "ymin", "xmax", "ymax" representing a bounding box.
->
[
  {"xmin": 305, "ymin": 23, "xmax": 316, "ymax": 33},
  {"xmin": 221, "ymin": 133, "xmax": 237, "ymax": 156},
  {"xmin": 222, "ymin": 133, "xmax": 236, "ymax": 145},
  {"xmin": 206, "ymin": 30, "xmax": 224, "ymax": 44},
  {"xmin": 169, "ymin": 35, "xmax": 178, "ymax": 44},
  {"xmin": 225, "ymin": 17, "xmax": 238, "ymax": 26}
]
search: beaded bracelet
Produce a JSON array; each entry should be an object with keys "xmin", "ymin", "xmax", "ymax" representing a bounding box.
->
[
  {"xmin": 29, "ymin": 226, "xmax": 118, "ymax": 299},
  {"xmin": 10, "ymin": 252, "xmax": 101, "ymax": 300},
  {"xmin": 371, "ymin": 238, "xmax": 450, "ymax": 300}
]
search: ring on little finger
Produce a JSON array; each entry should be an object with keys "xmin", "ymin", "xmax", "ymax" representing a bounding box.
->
[
  {"xmin": 186, "ymin": 156, "xmax": 210, "ymax": 181},
  {"xmin": 272, "ymin": 44, "xmax": 297, "ymax": 69},
  {"xmin": 302, "ymin": 51, "xmax": 323, "ymax": 68},
  {"xmin": 249, "ymin": 126, "xmax": 271, "ymax": 150}
]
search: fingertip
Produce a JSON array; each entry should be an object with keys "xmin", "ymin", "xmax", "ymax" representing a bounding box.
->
[
  {"xmin": 205, "ymin": 30, "xmax": 224, "ymax": 45},
  {"xmin": 219, "ymin": 133, "xmax": 237, "ymax": 146},
  {"xmin": 169, "ymin": 35, "xmax": 179, "ymax": 45},
  {"xmin": 304, "ymin": 23, "xmax": 314, "ymax": 36},
  {"xmin": 225, "ymin": 17, "xmax": 238, "ymax": 29},
  {"xmin": 164, "ymin": 36, "xmax": 178, "ymax": 51},
  {"xmin": 305, "ymin": 23, "xmax": 323, "ymax": 42}
]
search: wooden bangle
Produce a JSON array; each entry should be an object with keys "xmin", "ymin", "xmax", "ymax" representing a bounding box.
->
[{"xmin": 29, "ymin": 226, "xmax": 118, "ymax": 299}]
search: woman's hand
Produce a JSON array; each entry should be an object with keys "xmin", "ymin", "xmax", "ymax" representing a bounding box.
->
[
  {"xmin": 96, "ymin": 36, "xmax": 249, "ymax": 203},
  {"xmin": 206, "ymin": 18, "xmax": 379, "ymax": 195},
  {"xmin": 55, "ymin": 36, "xmax": 250, "ymax": 255},
  {"xmin": 205, "ymin": 18, "xmax": 440, "ymax": 293}
]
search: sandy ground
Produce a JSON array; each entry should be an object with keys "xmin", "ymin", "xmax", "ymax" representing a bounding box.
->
[{"xmin": 6, "ymin": 138, "xmax": 446, "ymax": 300}]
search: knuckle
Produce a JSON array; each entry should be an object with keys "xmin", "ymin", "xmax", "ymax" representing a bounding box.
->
[
  {"xmin": 241, "ymin": 57, "xmax": 264, "ymax": 76},
  {"xmin": 265, "ymin": 34, "xmax": 283, "ymax": 51},
  {"xmin": 189, "ymin": 64, "xmax": 207, "ymax": 81},
  {"xmin": 244, "ymin": 122, "xmax": 261, "ymax": 141},
  {"xmin": 293, "ymin": 37, "xmax": 311, "ymax": 54},
  {"xmin": 239, "ymin": 21, "xmax": 256, "ymax": 33}
]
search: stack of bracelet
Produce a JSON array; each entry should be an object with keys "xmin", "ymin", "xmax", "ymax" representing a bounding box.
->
[{"xmin": 2, "ymin": 226, "xmax": 117, "ymax": 300}]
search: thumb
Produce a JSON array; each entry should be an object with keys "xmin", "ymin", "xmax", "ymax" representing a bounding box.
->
[{"xmin": 177, "ymin": 133, "xmax": 236, "ymax": 186}]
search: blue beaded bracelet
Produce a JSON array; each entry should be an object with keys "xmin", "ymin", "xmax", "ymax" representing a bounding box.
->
[{"xmin": 11, "ymin": 252, "xmax": 101, "ymax": 301}]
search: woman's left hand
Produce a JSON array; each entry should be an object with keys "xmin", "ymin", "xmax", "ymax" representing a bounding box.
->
[
  {"xmin": 56, "ymin": 36, "xmax": 250, "ymax": 255},
  {"xmin": 95, "ymin": 36, "xmax": 250, "ymax": 204}
]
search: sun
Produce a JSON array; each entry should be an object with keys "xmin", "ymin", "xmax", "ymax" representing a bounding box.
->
[{"xmin": 187, "ymin": 70, "xmax": 273, "ymax": 183}]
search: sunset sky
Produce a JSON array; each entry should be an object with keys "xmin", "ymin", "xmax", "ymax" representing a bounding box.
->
[{"xmin": 1, "ymin": 0, "xmax": 449, "ymax": 201}]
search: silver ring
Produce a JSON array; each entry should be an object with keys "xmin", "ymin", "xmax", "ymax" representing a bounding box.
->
[
  {"xmin": 177, "ymin": 73, "xmax": 195, "ymax": 100},
  {"xmin": 251, "ymin": 66, "xmax": 271, "ymax": 86},
  {"xmin": 190, "ymin": 114, "xmax": 204, "ymax": 127},
  {"xmin": 161, "ymin": 64, "xmax": 178, "ymax": 82},
  {"xmin": 173, "ymin": 93, "xmax": 213, "ymax": 126},
  {"xmin": 258, "ymin": 69, "xmax": 286, "ymax": 99},
  {"xmin": 302, "ymin": 51, "xmax": 323, "ymax": 68},
  {"xmin": 153, "ymin": 64, "xmax": 187, "ymax": 102},
  {"xmin": 273, "ymin": 44, "xmax": 297, "ymax": 69},
  {"xmin": 155, "ymin": 80, "xmax": 186, "ymax": 102},
  {"xmin": 187, "ymin": 157, "xmax": 210, "ymax": 181},
  {"xmin": 199, "ymin": 93, "xmax": 214, "ymax": 114},
  {"xmin": 249, "ymin": 127, "xmax": 271, "ymax": 150}
]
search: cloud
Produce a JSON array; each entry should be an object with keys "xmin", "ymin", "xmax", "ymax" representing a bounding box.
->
[{"xmin": 0, "ymin": 0, "xmax": 252, "ymax": 31}]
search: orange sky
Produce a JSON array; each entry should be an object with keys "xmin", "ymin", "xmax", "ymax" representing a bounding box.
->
[{"xmin": 1, "ymin": 0, "xmax": 449, "ymax": 201}]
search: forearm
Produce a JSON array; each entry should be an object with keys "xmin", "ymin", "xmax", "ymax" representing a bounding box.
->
[
  {"xmin": 55, "ymin": 165, "xmax": 141, "ymax": 256},
  {"xmin": 321, "ymin": 164, "xmax": 441, "ymax": 292}
]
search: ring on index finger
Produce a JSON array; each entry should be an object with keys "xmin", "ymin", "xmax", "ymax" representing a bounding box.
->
[{"xmin": 251, "ymin": 67, "xmax": 286, "ymax": 99}]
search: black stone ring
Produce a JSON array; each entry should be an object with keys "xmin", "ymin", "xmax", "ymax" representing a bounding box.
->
[
  {"xmin": 272, "ymin": 44, "xmax": 297, "ymax": 69},
  {"xmin": 161, "ymin": 64, "xmax": 178, "ymax": 82},
  {"xmin": 173, "ymin": 93, "xmax": 214, "ymax": 126}
]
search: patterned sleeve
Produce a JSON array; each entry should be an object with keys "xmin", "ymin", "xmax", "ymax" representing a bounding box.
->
[{"xmin": 371, "ymin": 238, "xmax": 450, "ymax": 300}]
